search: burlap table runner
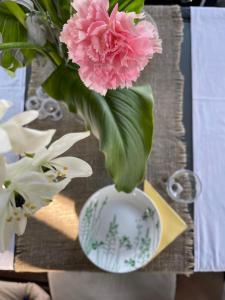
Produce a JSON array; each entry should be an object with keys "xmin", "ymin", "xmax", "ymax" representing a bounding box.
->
[{"xmin": 15, "ymin": 6, "xmax": 194, "ymax": 273}]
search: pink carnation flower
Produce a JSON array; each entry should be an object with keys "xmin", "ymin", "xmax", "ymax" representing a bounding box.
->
[{"xmin": 60, "ymin": 0, "xmax": 162, "ymax": 95}]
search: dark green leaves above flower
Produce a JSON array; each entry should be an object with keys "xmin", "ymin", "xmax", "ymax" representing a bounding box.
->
[
  {"xmin": 43, "ymin": 64, "xmax": 154, "ymax": 192},
  {"xmin": 37, "ymin": 0, "xmax": 61, "ymax": 27},
  {"xmin": 53, "ymin": 0, "xmax": 71, "ymax": 25},
  {"xmin": 109, "ymin": 0, "xmax": 145, "ymax": 13}
]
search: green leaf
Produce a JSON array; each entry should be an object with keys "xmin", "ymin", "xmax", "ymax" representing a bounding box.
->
[
  {"xmin": 38, "ymin": 0, "xmax": 61, "ymax": 27},
  {"xmin": 109, "ymin": 0, "xmax": 145, "ymax": 13},
  {"xmin": 43, "ymin": 65, "xmax": 154, "ymax": 192},
  {"xmin": 2, "ymin": 1, "xmax": 26, "ymax": 27},
  {"xmin": 0, "ymin": 2, "xmax": 28, "ymax": 70},
  {"xmin": 36, "ymin": 0, "xmax": 71, "ymax": 26},
  {"xmin": 0, "ymin": 42, "xmax": 49, "ymax": 54},
  {"xmin": 0, "ymin": 3, "xmax": 27, "ymax": 42},
  {"xmin": 1, "ymin": 50, "xmax": 22, "ymax": 71},
  {"xmin": 54, "ymin": 0, "xmax": 71, "ymax": 24},
  {"xmin": 11, "ymin": 0, "xmax": 34, "ymax": 11}
]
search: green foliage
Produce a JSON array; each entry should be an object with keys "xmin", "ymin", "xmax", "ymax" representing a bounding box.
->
[
  {"xmin": 37, "ymin": 0, "xmax": 61, "ymax": 26},
  {"xmin": 0, "ymin": 0, "xmax": 155, "ymax": 192},
  {"xmin": 109, "ymin": 0, "xmax": 145, "ymax": 13},
  {"xmin": 3, "ymin": 1, "xmax": 26, "ymax": 26},
  {"xmin": 43, "ymin": 64, "xmax": 154, "ymax": 192},
  {"xmin": 0, "ymin": 2, "xmax": 36, "ymax": 71},
  {"xmin": 36, "ymin": 0, "xmax": 71, "ymax": 27},
  {"xmin": 54, "ymin": 0, "xmax": 71, "ymax": 25}
]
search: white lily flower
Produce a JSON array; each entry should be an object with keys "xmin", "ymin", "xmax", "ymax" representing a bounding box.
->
[
  {"xmin": 0, "ymin": 155, "xmax": 6, "ymax": 186},
  {"xmin": 0, "ymin": 99, "xmax": 56, "ymax": 154},
  {"xmin": 0, "ymin": 100, "xmax": 12, "ymax": 119},
  {"xmin": 32, "ymin": 132, "xmax": 93, "ymax": 180},
  {"xmin": 0, "ymin": 156, "xmax": 70, "ymax": 252}
]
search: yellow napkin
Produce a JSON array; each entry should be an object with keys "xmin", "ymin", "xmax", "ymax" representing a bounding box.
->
[{"xmin": 144, "ymin": 180, "xmax": 187, "ymax": 257}]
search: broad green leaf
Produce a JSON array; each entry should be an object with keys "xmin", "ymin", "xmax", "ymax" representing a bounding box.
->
[
  {"xmin": 0, "ymin": 2, "xmax": 39, "ymax": 70},
  {"xmin": 0, "ymin": 3, "xmax": 26, "ymax": 41},
  {"xmin": 43, "ymin": 64, "xmax": 154, "ymax": 192},
  {"xmin": 2, "ymin": 1, "xmax": 26, "ymax": 27},
  {"xmin": 0, "ymin": 2, "xmax": 27, "ymax": 71},
  {"xmin": 109, "ymin": 0, "xmax": 145, "ymax": 13},
  {"xmin": 1, "ymin": 50, "xmax": 22, "ymax": 70},
  {"xmin": 10, "ymin": 0, "xmax": 34, "ymax": 11}
]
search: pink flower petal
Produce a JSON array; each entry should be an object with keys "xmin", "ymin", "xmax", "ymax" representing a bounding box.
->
[{"xmin": 61, "ymin": 0, "xmax": 162, "ymax": 95}]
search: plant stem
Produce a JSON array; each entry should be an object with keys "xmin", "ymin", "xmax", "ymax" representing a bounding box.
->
[
  {"xmin": 45, "ymin": 42, "xmax": 63, "ymax": 66},
  {"xmin": 33, "ymin": 0, "xmax": 45, "ymax": 14},
  {"xmin": 48, "ymin": 50, "xmax": 62, "ymax": 66},
  {"xmin": 0, "ymin": 42, "xmax": 61, "ymax": 66}
]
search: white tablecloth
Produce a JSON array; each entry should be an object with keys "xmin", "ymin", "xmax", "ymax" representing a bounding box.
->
[
  {"xmin": 0, "ymin": 66, "xmax": 26, "ymax": 270},
  {"xmin": 192, "ymin": 7, "xmax": 225, "ymax": 271}
]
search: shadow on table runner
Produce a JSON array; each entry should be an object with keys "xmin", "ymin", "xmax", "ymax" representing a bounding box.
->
[{"xmin": 15, "ymin": 6, "xmax": 193, "ymax": 273}]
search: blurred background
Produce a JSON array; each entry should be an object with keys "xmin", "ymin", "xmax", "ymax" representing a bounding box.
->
[{"xmin": 145, "ymin": 0, "xmax": 219, "ymax": 6}]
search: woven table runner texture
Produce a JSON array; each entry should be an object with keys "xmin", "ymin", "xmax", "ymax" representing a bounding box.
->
[{"xmin": 15, "ymin": 6, "xmax": 193, "ymax": 273}]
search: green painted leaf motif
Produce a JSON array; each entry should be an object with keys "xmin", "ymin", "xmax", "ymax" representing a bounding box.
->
[
  {"xmin": 92, "ymin": 241, "xmax": 104, "ymax": 250},
  {"xmin": 124, "ymin": 258, "xmax": 136, "ymax": 267},
  {"xmin": 109, "ymin": 0, "xmax": 145, "ymax": 13},
  {"xmin": 119, "ymin": 236, "xmax": 132, "ymax": 250},
  {"xmin": 43, "ymin": 64, "xmax": 154, "ymax": 192}
]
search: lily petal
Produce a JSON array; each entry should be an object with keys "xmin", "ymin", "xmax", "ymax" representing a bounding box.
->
[
  {"xmin": 0, "ymin": 189, "xmax": 12, "ymax": 252},
  {"xmin": 0, "ymin": 156, "xmax": 6, "ymax": 187},
  {"xmin": 35, "ymin": 131, "xmax": 90, "ymax": 162},
  {"xmin": 31, "ymin": 148, "xmax": 49, "ymax": 167},
  {"xmin": 14, "ymin": 215, "xmax": 27, "ymax": 236},
  {"xmin": 0, "ymin": 100, "xmax": 12, "ymax": 119},
  {"xmin": 1, "ymin": 120, "xmax": 56, "ymax": 154},
  {"xmin": 0, "ymin": 214, "xmax": 14, "ymax": 252},
  {"xmin": 16, "ymin": 172, "xmax": 71, "ymax": 209},
  {"xmin": 6, "ymin": 157, "xmax": 34, "ymax": 181},
  {"xmin": 51, "ymin": 156, "xmax": 93, "ymax": 179},
  {"xmin": 0, "ymin": 127, "xmax": 12, "ymax": 154},
  {"xmin": 6, "ymin": 110, "xmax": 39, "ymax": 126},
  {"xmin": 0, "ymin": 208, "xmax": 27, "ymax": 252},
  {"xmin": 5, "ymin": 198, "xmax": 28, "ymax": 236},
  {"xmin": 0, "ymin": 189, "xmax": 10, "ymax": 211}
]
